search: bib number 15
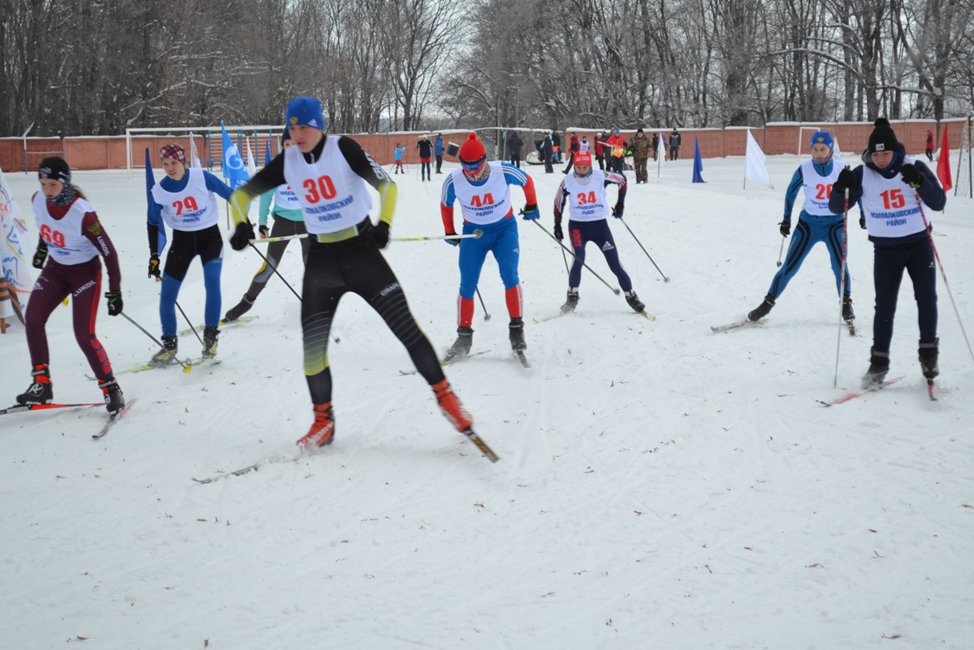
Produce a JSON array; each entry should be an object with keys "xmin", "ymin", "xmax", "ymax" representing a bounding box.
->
[
  {"xmin": 880, "ymin": 189, "xmax": 906, "ymax": 209},
  {"xmin": 303, "ymin": 176, "xmax": 337, "ymax": 203}
]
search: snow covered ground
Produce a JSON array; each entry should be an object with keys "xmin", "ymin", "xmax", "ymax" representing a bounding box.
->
[{"xmin": 1, "ymin": 153, "xmax": 972, "ymax": 649}]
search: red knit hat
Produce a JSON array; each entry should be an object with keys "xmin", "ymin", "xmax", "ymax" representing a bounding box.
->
[
  {"xmin": 574, "ymin": 151, "xmax": 592, "ymax": 167},
  {"xmin": 160, "ymin": 144, "xmax": 186, "ymax": 164},
  {"xmin": 458, "ymin": 133, "xmax": 486, "ymax": 163}
]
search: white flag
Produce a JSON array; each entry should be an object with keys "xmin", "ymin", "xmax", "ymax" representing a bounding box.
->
[
  {"xmin": 657, "ymin": 132, "xmax": 666, "ymax": 161},
  {"xmin": 832, "ymin": 136, "xmax": 844, "ymax": 164},
  {"xmin": 745, "ymin": 129, "xmax": 773, "ymax": 188},
  {"xmin": 189, "ymin": 133, "xmax": 203, "ymax": 169},
  {"xmin": 245, "ymin": 137, "xmax": 258, "ymax": 177},
  {"xmin": 0, "ymin": 165, "xmax": 32, "ymax": 322}
]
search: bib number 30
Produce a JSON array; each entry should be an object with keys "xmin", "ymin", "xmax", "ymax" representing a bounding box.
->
[{"xmin": 303, "ymin": 176, "xmax": 337, "ymax": 203}]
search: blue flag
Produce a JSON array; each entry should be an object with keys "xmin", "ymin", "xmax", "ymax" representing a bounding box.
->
[
  {"xmin": 145, "ymin": 148, "xmax": 167, "ymax": 253},
  {"xmin": 692, "ymin": 137, "xmax": 705, "ymax": 183},
  {"xmin": 264, "ymin": 138, "xmax": 271, "ymax": 166},
  {"xmin": 221, "ymin": 123, "xmax": 250, "ymax": 189}
]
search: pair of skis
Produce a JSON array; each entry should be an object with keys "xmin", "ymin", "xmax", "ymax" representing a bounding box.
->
[
  {"xmin": 819, "ymin": 376, "xmax": 939, "ymax": 406},
  {"xmin": 533, "ymin": 309, "xmax": 656, "ymax": 324},
  {"xmin": 0, "ymin": 398, "xmax": 138, "ymax": 438},
  {"xmin": 193, "ymin": 426, "xmax": 500, "ymax": 484}
]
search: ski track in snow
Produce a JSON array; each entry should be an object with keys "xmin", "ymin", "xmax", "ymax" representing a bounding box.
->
[{"xmin": 1, "ymin": 156, "xmax": 973, "ymax": 648}]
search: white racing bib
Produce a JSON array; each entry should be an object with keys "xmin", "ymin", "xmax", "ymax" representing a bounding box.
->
[
  {"xmin": 451, "ymin": 162, "xmax": 514, "ymax": 225},
  {"xmin": 32, "ymin": 193, "xmax": 100, "ymax": 265},
  {"xmin": 284, "ymin": 136, "xmax": 373, "ymax": 234},
  {"xmin": 151, "ymin": 168, "xmax": 220, "ymax": 232}
]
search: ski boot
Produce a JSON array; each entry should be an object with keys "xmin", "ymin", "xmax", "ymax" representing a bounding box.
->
[
  {"xmin": 296, "ymin": 402, "xmax": 335, "ymax": 448},
  {"xmin": 433, "ymin": 379, "xmax": 473, "ymax": 432},
  {"xmin": 446, "ymin": 326, "xmax": 473, "ymax": 360},
  {"xmin": 918, "ymin": 338, "xmax": 939, "ymax": 380},
  {"xmin": 560, "ymin": 288, "xmax": 579, "ymax": 313},
  {"xmin": 202, "ymin": 326, "xmax": 219, "ymax": 358},
  {"xmin": 842, "ymin": 295, "xmax": 855, "ymax": 322},
  {"xmin": 150, "ymin": 336, "xmax": 178, "ymax": 366},
  {"xmin": 625, "ymin": 290, "xmax": 645, "ymax": 313},
  {"xmin": 862, "ymin": 348, "xmax": 890, "ymax": 388},
  {"xmin": 98, "ymin": 377, "xmax": 125, "ymax": 417},
  {"xmin": 748, "ymin": 294, "xmax": 775, "ymax": 322},
  {"xmin": 16, "ymin": 365, "xmax": 53, "ymax": 405},
  {"xmin": 224, "ymin": 294, "xmax": 254, "ymax": 322},
  {"xmin": 509, "ymin": 317, "xmax": 527, "ymax": 351}
]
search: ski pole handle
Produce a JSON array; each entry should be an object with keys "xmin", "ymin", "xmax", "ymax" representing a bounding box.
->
[{"xmin": 393, "ymin": 229, "xmax": 483, "ymax": 242}]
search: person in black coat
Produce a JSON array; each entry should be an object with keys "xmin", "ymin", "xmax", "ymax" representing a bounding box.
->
[
  {"xmin": 829, "ymin": 118, "xmax": 947, "ymax": 389},
  {"xmin": 508, "ymin": 131, "xmax": 523, "ymax": 168},
  {"xmin": 417, "ymin": 135, "xmax": 433, "ymax": 181},
  {"xmin": 539, "ymin": 131, "xmax": 554, "ymax": 173}
]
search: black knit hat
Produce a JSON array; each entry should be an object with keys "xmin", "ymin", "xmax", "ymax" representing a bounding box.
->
[
  {"xmin": 867, "ymin": 118, "xmax": 898, "ymax": 154},
  {"xmin": 38, "ymin": 157, "xmax": 71, "ymax": 184}
]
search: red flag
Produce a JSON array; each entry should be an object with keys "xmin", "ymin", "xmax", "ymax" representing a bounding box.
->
[{"xmin": 937, "ymin": 125, "xmax": 952, "ymax": 192}]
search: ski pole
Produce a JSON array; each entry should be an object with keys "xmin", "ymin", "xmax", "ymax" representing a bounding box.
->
[
  {"xmin": 531, "ymin": 220, "xmax": 620, "ymax": 295},
  {"xmin": 560, "ymin": 246, "xmax": 571, "ymax": 276},
  {"xmin": 476, "ymin": 288, "xmax": 491, "ymax": 321},
  {"xmin": 248, "ymin": 243, "xmax": 302, "ymax": 303},
  {"xmin": 619, "ymin": 218, "xmax": 669, "ymax": 282},
  {"xmin": 394, "ymin": 229, "xmax": 483, "ymax": 242},
  {"xmin": 914, "ymin": 192, "xmax": 974, "ymax": 364},
  {"xmin": 119, "ymin": 312, "xmax": 192, "ymax": 373},
  {"xmin": 776, "ymin": 236, "xmax": 786, "ymax": 267},
  {"xmin": 250, "ymin": 233, "xmax": 308, "ymax": 245},
  {"xmin": 833, "ymin": 188, "xmax": 850, "ymax": 388},
  {"xmin": 246, "ymin": 244, "xmax": 342, "ymax": 343},
  {"xmin": 176, "ymin": 300, "xmax": 205, "ymax": 347}
]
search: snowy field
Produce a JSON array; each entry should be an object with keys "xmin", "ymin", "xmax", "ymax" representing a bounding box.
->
[{"xmin": 1, "ymin": 152, "xmax": 972, "ymax": 649}]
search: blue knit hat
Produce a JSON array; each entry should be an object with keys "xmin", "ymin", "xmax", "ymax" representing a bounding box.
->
[
  {"xmin": 286, "ymin": 96, "xmax": 324, "ymax": 129},
  {"xmin": 810, "ymin": 131, "xmax": 833, "ymax": 149}
]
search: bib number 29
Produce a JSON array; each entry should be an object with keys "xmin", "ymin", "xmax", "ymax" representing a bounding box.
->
[{"xmin": 303, "ymin": 176, "xmax": 337, "ymax": 203}]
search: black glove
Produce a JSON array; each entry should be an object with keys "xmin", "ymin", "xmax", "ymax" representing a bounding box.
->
[
  {"xmin": 444, "ymin": 232, "xmax": 460, "ymax": 247},
  {"xmin": 148, "ymin": 253, "xmax": 161, "ymax": 279},
  {"xmin": 105, "ymin": 290, "xmax": 123, "ymax": 316},
  {"xmin": 779, "ymin": 221, "xmax": 791, "ymax": 237},
  {"xmin": 32, "ymin": 245, "xmax": 48, "ymax": 270},
  {"xmin": 611, "ymin": 202, "xmax": 624, "ymax": 219},
  {"xmin": 259, "ymin": 224, "xmax": 270, "ymax": 239},
  {"xmin": 230, "ymin": 221, "xmax": 255, "ymax": 251},
  {"xmin": 554, "ymin": 223, "xmax": 564, "ymax": 241},
  {"xmin": 833, "ymin": 167, "xmax": 855, "ymax": 193},
  {"xmin": 372, "ymin": 222, "xmax": 390, "ymax": 249},
  {"xmin": 859, "ymin": 214, "xmax": 867, "ymax": 230},
  {"xmin": 899, "ymin": 163, "xmax": 925, "ymax": 189}
]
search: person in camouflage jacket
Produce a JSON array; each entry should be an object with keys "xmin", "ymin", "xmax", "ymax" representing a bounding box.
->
[{"xmin": 630, "ymin": 128, "xmax": 651, "ymax": 183}]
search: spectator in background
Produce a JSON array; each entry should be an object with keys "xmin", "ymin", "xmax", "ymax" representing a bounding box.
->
[
  {"xmin": 594, "ymin": 132, "xmax": 606, "ymax": 170},
  {"xmin": 925, "ymin": 129, "xmax": 934, "ymax": 162},
  {"xmin": 606, "ymin": 128, "xmax": 627, "ymax": 174},
  {"xmin": 417, "ymin": 135, "xmax": 433, "ymax": 181},
  {"xmin": 579, "ymin": 135, "xmax": 590, "ymax": 152},
  {"xmin": 394, "ymin": 143, "xmax": 405, "ymax": 174},
  {"xmin": 629, "ymin": 128, "xmax": 651, "ymax": 183},
  {"xmin": 552, "ymin": 130, "xmax": 562, "ymax": 163},
  {"xmin": 651, "ymin": 133, "xmax": 660, "ymax": 161},
  {"xmin": 669, "ymin": 128, "xmax": 682, "ymax": 161},
  {"xmin": 508, "ymin": 131, "xmax": 523, "ymax": 168},
  {"xmin": 562, "ymin": 131, "xmax": 580, "ymax": 174},
  {"xmin": 539, "ymin": 130, "xmax": 554, "ymax": 173},
  {"xmin": 435, "ymin": 133, "xmax": 445, "ymax": 173}
]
